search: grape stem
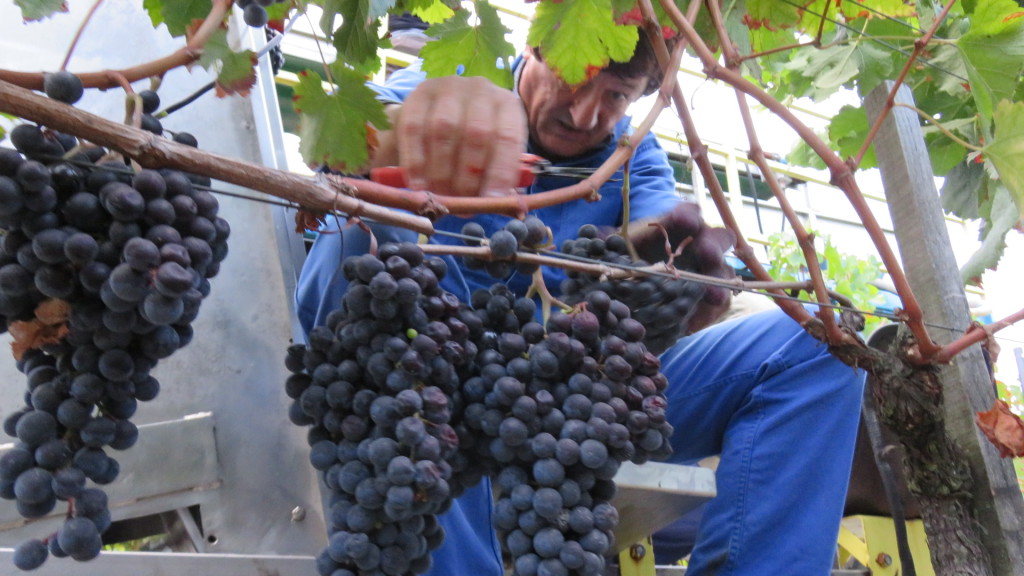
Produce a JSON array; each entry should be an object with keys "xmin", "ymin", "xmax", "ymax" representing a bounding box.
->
[
  {"xmin": 61, "ymin": 0, "xmax": 105, "ymax": 72},
  {"xmin": 419, "ymin": 243, "xmax": 819, "ymax": 295},
  {"xmin": 526, "ymin": 268, "xmax": 571, "ymax": 328},
  {"xmin": 0, "ymin": 0, "xmax": 232, "ymax": 91}
]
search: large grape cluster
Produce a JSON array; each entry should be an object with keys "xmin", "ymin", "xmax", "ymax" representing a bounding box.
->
[
  {"xmin": 461, "ymin": 286, "xmax": 673, "ymax": 576},
  {"xmin": 0, "ymin": 125, "xmax": 228, "ymax": 571},
  {"xmin": 285, "ymin": 242, "xmax": 480, "ymax": 576},
  {"xmin": 560, "ymin": 224, "xmax": 709, "ymax": 356},
  {"xmin": 291, "ymin": 238, "xmax": 676, "ymax": 576}
]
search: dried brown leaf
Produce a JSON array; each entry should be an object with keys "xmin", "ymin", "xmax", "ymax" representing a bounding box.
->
[
  {"xmin": 35, "ymin": 299, "xmax": 70, "ymax": 326},
  {"xmin": 976, "ymin": 400, "xmax": 1024, "ymax": 458}
]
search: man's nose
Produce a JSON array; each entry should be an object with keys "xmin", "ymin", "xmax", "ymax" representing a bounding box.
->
[{"xmin": 569, "ymin": 87, "xmax": 601, "ymax": 130}]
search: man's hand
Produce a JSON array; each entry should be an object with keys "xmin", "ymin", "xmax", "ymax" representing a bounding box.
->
[
  {"xmin": 626, "ymin": 202, "xmax": 736, "ymax": 333},
  {"xmin": 392, "ymin": 76, "xmax": 528, "ymax": 197}
]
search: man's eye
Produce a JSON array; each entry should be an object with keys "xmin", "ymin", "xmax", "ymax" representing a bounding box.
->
[{"xmin": 610, "ymin": 92, "xmax": 628, "ymax": 103}]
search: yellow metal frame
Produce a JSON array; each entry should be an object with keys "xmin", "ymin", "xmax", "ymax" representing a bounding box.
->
[
  {"xmin": 838, "ymin": 516, "xmax": 935, "ymax": 576},
  {"xmin": 618, "ymin": 536, "xmax": 657, "ymax": 576}
]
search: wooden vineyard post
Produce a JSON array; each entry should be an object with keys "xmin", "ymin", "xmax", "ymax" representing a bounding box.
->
[{"xmin": 865, "ymin": 82, "xmax": 1024, "ymax": 575}]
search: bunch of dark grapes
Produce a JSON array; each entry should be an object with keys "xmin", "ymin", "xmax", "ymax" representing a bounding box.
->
[
  {"xmin": 235, "ymin": 0, "xmax": 289, "ymax": 28},
  {"xmin": 560, "ymin": 223, "xmax": 712, "ymax": 356},
  {"xmin": 460, "ymin": 215, "xmax": 549, "ymax": 280},
  {"xmin": 285, "ymin": 242, "xmax": 481, "ymax": 576},
  {"xmin": 265, "ymin": 27, "xmax": 285, "ymax": 76},
  {"xmin": 458, "ymin": 284, "xmax": 674, "ymax": 576},
  {"xmin": 0, "ymin": 129, "xmax": 228, "ymax": 571},
  {"xmin": 450, "ymin": 284, "xmax": 546, "ymax": 482}
]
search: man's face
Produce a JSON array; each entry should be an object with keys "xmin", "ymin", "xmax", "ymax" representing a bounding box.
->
[{"xmin": 518, "ymin": 51, "xmax": 648, "ymax": 160}]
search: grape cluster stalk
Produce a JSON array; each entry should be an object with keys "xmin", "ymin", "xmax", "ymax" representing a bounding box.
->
[
  {"xmin": 0, "ymin": 119, "xmax": 229, "ymax": 571},
  {"xmin": 289, "ymin": 232, "xmax": 682, "ymax": 576}
]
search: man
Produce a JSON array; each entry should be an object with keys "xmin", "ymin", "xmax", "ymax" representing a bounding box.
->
[{"xmin": 296, "ymin": 30, "xmax": 864, "ymax": 576}]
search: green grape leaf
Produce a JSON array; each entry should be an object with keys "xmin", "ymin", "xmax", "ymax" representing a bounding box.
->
[
  {"xmin": 266, "ymin": 2, "xmax": 293, "ymax": 21},
  {"xmin": 197, "ymin": 27, "xmax": 258, "ymax": 97},
  {"xmin": 292, "ymin": 65, "xmax": 391, "ymax": 172},
  {"xmin": 940, "ymin": 159, "xmax": 986, "ymax": 219},
  {"xmin": 786, "ymin": 137, "xmax": 829, "ymax": 171},
  {"xmin": 144, "ymin": 0, "xmax": 165, "ymax": 27},
  {"xmin": 788, "ymin": 41, "xmax": 893, "ymax": 100},
  {"xmin": 829, "ymin": 105, "xmax": 877, "ymax": 168},
  {"xmin": 411, "ymin": 0, "xmax": 453, "ymax": 23},
  {"xmin": 745, "ymin": 0, "xmax": 802, "ymax": 30},
  {"xmin": 369, "ymin": 0, "xmax": 396, "ymax": 20},
  {"xmin": 928, "ymin": 43, "xmax": 971, "ymax": 97},
  {"xmin": 925, "ymin": 132, "xmax": 968, "ymax": 177},
  {"xmin": 527, "ymin": 0, "xmax": 639, "ymax": 86},
  {"xmin": 150, "ymin": 0, "xmax": 212, "ymax": 38},
  {"xmin": 960, "ymin": 184, "xmax": 1019, "ymax": 284},
  {"xmin": 956, "ymin": 0, "xmax": 1024, "ymax": 127},
  {"xmin": 982, "ymin": 99, "xmax": 1024, "ymax": 221},
  {"xmin": 314, "ymin": 0, "xmax": 341, "ymax": 39},
  {"xmin": 420, "ymin": 1, "xmax": 515, "ymax": 88},
  {"xmin": 836, "ymin": 0, "xmax": 915, "ymax": 19},
  {"xmin": 332, "ymin": 0, "xmax": 384, "ymax": 74},
  {"xmin": 13, "ymin": 0, "xmax": 67, "ymax": 21},
  {"xmin": 396, "ymin": 0, "xmax": 456, "ymax": 15}
]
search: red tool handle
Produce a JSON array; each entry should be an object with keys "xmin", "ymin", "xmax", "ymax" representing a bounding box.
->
[{"xmin": 369, "ymin": 163, "xmax": 536, "ymax": 189}]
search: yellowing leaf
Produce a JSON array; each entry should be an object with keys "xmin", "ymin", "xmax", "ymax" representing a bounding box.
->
[
  {"xmin": 420, "ymin": 1, "xmax": 515, "ymax": 89},
  {"xmin": 982, "ymin": 100, "xmax": 1024, "ymax": 221},
  {"xmin": 835, "ymin": 0, "xmax": 915, "ymax": 19},
  {"xmin": 292, "ymin": 66, "xmax": 391, "ymax": 172},
  {"xmin": 745, "ymin": 0, "xmax": 801, "ymax": 30},
  {"xmin": 527, "ymin": 0, "xmax": 639, "ymax": 86},
  {"xmin": 412, "ymin": 0, "xmax": 455, "ymax": 24},
  {"xmin": 196, "ymin": 26, "xmax": 258, "ymax": 97}
]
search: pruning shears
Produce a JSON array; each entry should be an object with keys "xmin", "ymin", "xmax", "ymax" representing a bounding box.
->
[{"xmin": 368, "ymin": 153, "xmax": 599, "ymax": 189}]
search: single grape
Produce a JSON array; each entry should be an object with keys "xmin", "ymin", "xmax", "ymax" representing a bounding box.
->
[{"xmin": 43, "ymin": 70, "xmax": 84, "ymax": 105}]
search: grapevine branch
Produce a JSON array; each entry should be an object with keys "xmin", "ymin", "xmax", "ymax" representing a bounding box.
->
[
  {"xmin": 61, "ymin": 0, "xmax": 105, "ymax": 71},
  {"xmin": 418, "ymin": 244, "xmax": 824, "ymax": 296},
  {"xmin": 636, "ymin": 0, "xmax": 817, "ymax": 327},
  {"xmin": 0, "ymin": 0, "xmax": 233, "ymax": 92},
  {"xmin": 657, "ymin": 0, "xmax": 940, "ymax": 361},
  {"xmin": 1, "ymin": 0, "xmax": 1016, "ymax": 364},
  {"xmin": 703, "ymin": 0, "xmax": 851, "ymax": 343},
  {"xmin": 735, "ymin": 0, "xmax": 834, "ymax": 64},
  {"xmin": 850, "ymin": 0, "xmax": 959, "ymax": 170},
  {"xmin": 0, "ymin": 78, "xmax": 434, "ymax": 236}
]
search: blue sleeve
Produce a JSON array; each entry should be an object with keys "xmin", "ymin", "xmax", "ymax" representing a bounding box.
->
[
  {"xmin": 626, "ymin": 130, "xmax": 682, "ymax": 221},
  {"xmin": 371, "ymin": 60, "xmax": 427, "ymax": 104}
]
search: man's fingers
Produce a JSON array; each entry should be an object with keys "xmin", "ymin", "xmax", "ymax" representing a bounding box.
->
[
  {"xmin": 451, "ymin": 87, "xmax": 497, "ymax": 197},
  {"xmin": 479, "ymin": 96, "xmax": 528, "ymax": 197},
  {"xmin": 396, "ymin": 82, "xmax": 436, "ymax": 190},
  {"xmin": 422, "ymin": 88, "xmax": 466, "ymax": 194}
]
